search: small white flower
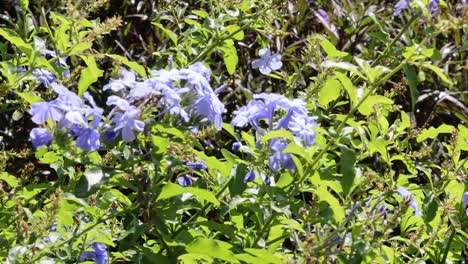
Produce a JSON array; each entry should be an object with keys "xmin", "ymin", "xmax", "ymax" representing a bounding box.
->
[{"xmin": 252, "ymin": 48, "xmax": 283, "ymax": 74}]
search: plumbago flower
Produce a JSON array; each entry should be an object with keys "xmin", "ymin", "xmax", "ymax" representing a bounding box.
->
[
  {"xmin": 29, "ymin": 62, "xmax": 224, "ymax": 152},
  {"xmin": 29, "ymin": 83, "xmax": 106, "ymax": 151},
  {"xmin": 252, "ymin": 48, "xmax": 282, "ymax": 75},
  {"xmin": 106, "ymin": 62, "xmax": 225, "ymax": 130},
  {"xmin": 231, "ymin": 93, "xmax": 318, "ymax": 172}
]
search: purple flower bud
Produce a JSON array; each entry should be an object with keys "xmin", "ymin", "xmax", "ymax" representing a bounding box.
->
[
  {"xmin": 186, "ymin": 161, "xmax": 207, "ymax": 170},
  {"xmin": 317, "ymin": 9, "xmax": 330, "ymax": 24},
  {"xmin": 232, "ymin": 142, "xmax": 242, "ymax": 151},
  {"xmin": 177, "ymin": 175, "xmax": 192, "ymax": 187},
  {"xmin": 244, "ymin": 170, "xmax": 255, "ymax": 183}
]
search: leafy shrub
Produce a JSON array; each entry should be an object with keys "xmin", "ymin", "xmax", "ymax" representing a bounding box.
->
[{"xmin": 0, "ymin": 0, "xmax": 467, "ymax": 263}]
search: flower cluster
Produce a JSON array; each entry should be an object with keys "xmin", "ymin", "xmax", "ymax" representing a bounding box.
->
[
  {"xmin": 231, "ymin": 93, "xmax": 318, "ymax": 171},
  {"xmin": 29, "ymin": 82, "xmax": 105, "ymax": 151},
  {"xmin": 104, "ymin": 62, "xmax": 225, "ymax": 130},
  {"xmin": 29, "ymin": 62, "xmax": 225, "ymax": 151}
]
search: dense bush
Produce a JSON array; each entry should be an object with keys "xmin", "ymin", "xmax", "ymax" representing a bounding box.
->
[{"xmin": 0, "ymin": 0, "xmax": 467, "ymax": 263}]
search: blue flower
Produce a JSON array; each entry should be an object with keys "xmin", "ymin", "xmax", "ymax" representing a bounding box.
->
[
  {"xmin": 111, "ymin": 106, "xmax": 145, "ymax": 142},
  {"xmin": 103, "ymin": 68, "xmax": 136, "ymax": 92},
  {"xmin": 80, "ymin": 242, "xmax": 108, "ymax": 264},
  {"xmin": 50, "ymin": 83, "xmax": 84, "ymax": 111},
  {"xmin": 252, "ymin": 48, "xmax": 282, "ymax": 74},
  {"xmin": 191, "ymin": 90, "xmax": 225, "ymax": 130},
  {"xmin": 394, "ymin": 0, "xmax": 411, "ymax": 16},
  {"xmin": 29, "ymin": 101, "xmax": 63, "ymax": 125},
  {"xmin": 33, "ymin": 68, "xmax": 56, "ymax": 87},
  {"xmin": 182, "ymin": 63, "xmax": 226, "ymax": 130},
  {"xmin": 244, "ymin": 170, "xmax": 256, "ymax": 183},
  {"xmin": 268, "ymin": 138, "xmax": 295, "ymax": 171},
  {"xmin": 30, "ymin": 128, "xmax": 53, "ymax": 148},
  {"xmin": 284, "ymin": 113, "xmax": 318, "ymax": 146},
  {"xmin": 397, "ymin": 187, "xmax": 422, "ymax": 217},
  {"xmin": 75, "ymin": 127, "xmax": 101, "ymax": 152},
  {"xmin": 106, "ymin": 95, "xmax": 131, "ymax": 111},
  {"xmin": 231, "ymin": 100, "xmax": 270, "ymax": 131},
  {"xmin": 186, "ymin": 161, "xmax": 207, "ymax": 170},
  {"xmin": 177, "ymin": 175, "xmax": 193, "ymax": 187}
]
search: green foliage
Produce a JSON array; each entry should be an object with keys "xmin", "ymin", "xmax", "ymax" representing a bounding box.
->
[{"xmin": 0, "ymin": 0, "xmax": 466, "ymax": 263}]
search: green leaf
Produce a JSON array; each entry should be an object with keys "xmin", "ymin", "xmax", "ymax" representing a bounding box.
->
[
  {"xmin": 16, "ymin": 92, "xmax": 43, "ymax": 104},
  {"xmin": 357, "ymin": 95, "xmax": 393, "ymax": 116},
  {"xmin": 322, "ymin": 61, "xmax": 366, "ymax": 80},
  {"xmin": 403, "ymin": 64, "xmax": 418, "ymax": 112},
  {"xmin": 0, "ymin": 172, "xmax": 18, "ymax": 187},
  {"xmin": 68, "ymin": 42, "xmax": 93, "ymax": 56},
  {"xmin": 422, "ymin": 64, "xmax": 453, "ymax": 86},
  {"xmin": 391, "ymin": 154, "xmax": 417, "ymax": 174},
  {"xmin": 152, "ymin": 22, "xmax": 178, "ymax": 45},
  {"xmin": 152, "ymin": 124, "xmax": 185, "ymax": 141},
  {"xmin": 224, "ymin": 25, "xmax": 244, "ymax": 41},
  {"xmin": 367, "ymin": 138, "xmax": 389, "ymax": 162},
  {"xmin": 334, "ymin": 72, "xmax": 357, "ymax": 106},
  {"xmin": 229, "ymin": 164, "xmax": 248, "ymax": 196},
  {"xmin": 315, "ymin": 187, "xmax": 345, "ymax": 222},
  {"xmin": 318, "ymin": 78, "xmax": 341, "ymax": 106},
  {"xmin": 106, "ymin": 54, "xmax": 147, "ymax": 77},
  {"xmin": 416, "ymin": 124, "xmax": 455, "ymax": 142},
  {"xmin": 157, "ymin": 183, "xmax": 220, "ymax": 206},
  {"xmin": 78, "ymin": 56, "xmax": 103, "ymax": 96},
  {"xmin": 40, "ymin": 151, "xmax": 61, "ymax": 164},
  {"xmin": 260, "ymin": 130, "xmax": 295, "ymax": 144},
  {"xmin": 320, "ymin": 38, "xmax": 349, "ymax": 58},
  {"xmin": 178, "ymin": 253, "xmax": 214, "ymax": 264},
  {"xmin": 340, "ymin": 146, "xmax": 356, "ymax": 198},
  {"xmin": 186, "ymin": 238, "xmax": 239, "ymax": 263},
  {"xmin": 242, "ymin": 248, "xmax": 283, "ymax": 264},
  {"xmin": 219, "ymin": 40, "xmax": 238, "ymax": 75},
  {"xmin": 0, "ymin": 28, "xmax": 33, "ymax": 56}
]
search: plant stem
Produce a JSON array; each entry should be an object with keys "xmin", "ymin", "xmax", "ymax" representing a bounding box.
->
[{"xmin": 252, "ymin": 211, "xmax": 277, "ymax": 247}]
